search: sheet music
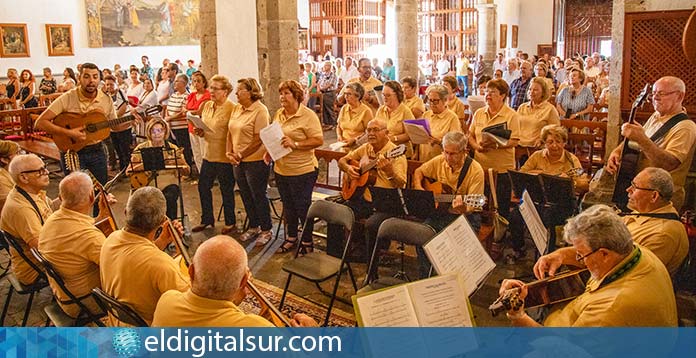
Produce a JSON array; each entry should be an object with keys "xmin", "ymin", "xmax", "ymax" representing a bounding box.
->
[
  {"xmin": 329, "ymin": 141, "xmax": 348, "ymax": 151},
  {"xmin": 422, "ymin": 215, "xmax": 495, "ymax": 295},
  {"xmin": 519, "ymin": 190, "xmax": 549, "ymax": 255},
  {"xmin": 186, "ymin": 113, "xmax": 213, "ymax": 133},
  {"xmin": 409, "ymin": 274, "xmax": 474, "ymax": 327},
  {"xmin": 259, "ymin": 122, "xmax": 292, "ymax": 161},
  {"xmin": 355, "ymin": 285, "xmax": 420, "ymax": 327},
  {"xmin": 404, "ymin": 121, "xmax": 431, "ymax": 145}
]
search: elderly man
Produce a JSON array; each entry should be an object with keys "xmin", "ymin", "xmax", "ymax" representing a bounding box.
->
[
  {"xmin": 623, "ymin": 167, "xmax": 689, "ymax": 275},
  {"xmin": 152, "ymin": 235, "xmax": 317, "ymax": 327},
  {"xmin": 607, "ymin": 76, "xmax": 696, "ymax": 211},
  {"xmin": 39, "ymin": 172, "xmax": 110, "ymax": 318},
  {"xmin": 1, "ymin": 154, "xmax": 56, "ymax": 285},
  {"xmin": 509, "ymin": 60, "xmax": 532, "ymax": 110},
  {"xmin": 100, "ymin": 187, "xmax": 189, "ymax": 326},
  {"xmin": 317, "ymin": 61, "xmax": 338, "ymax": 130},
  {"xmin": 501, "ymin": 204, "xmax": 677, "ymax": 327}
]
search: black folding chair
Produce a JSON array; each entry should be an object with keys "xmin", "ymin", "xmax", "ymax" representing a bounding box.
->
[{"xmin": 91, "ymin": 287, "xmax": 149, "ymax": 327}]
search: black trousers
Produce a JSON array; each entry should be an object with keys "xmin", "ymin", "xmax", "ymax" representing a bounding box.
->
[
  {"xmin": 234, "ymin": 160, "xmax": 272, "ymax": 231},
  {"xmin": 171, "ymin": 128, "xmax": 194, "ymax": 167},
  {"xmin": 198, "ymin": 160, "xmax": 236, "ymax": 226},
  {"xmin": 275, "ymin": 169, "xmax": 318, "ymax": 240},
  {"xmin": 110, "ymin": 128, "xmax": 133, "ymax": 171}
]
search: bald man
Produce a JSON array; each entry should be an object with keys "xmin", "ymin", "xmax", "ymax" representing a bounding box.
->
[
  {"xmin": 39, "ymin": 172, "xmax": 107, "ymax": 318},
  {"xmin": 607, "ymin": 76, "xmax": 696, "ymax": 210},
  {"xmin": 152, "ymin": 235, "xmax": 317, "ymax": 327}
]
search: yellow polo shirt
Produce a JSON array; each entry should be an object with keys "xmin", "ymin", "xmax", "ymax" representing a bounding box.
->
[
  {"xmin": 623, "ymin": 203, "xmax": 689, "ymax": 275},
  {"xmin": 46, "ymin": 87, "xmax": 117, "ymax": 146},
  {"xmin": 38, "ymin": 207, "xmax": 105, "ymax": 318},
  {"xmin": 636, "ymin": 110, "xmax": 696, "ymax": 211},
  {"xmin": 403, "ymin": 96, "xmax": 425, "ymax": 117},
  {"xmin": 100, "ymin": 229, "xmax": 190, "ymax": 326},
  {"xmin": 337, "ymin": 103, "xmax": 372, "ymax": 141},
  {"xmin": 0, "ymin": 188, "xmax": 53, "ymax": 285},
  {"xmin": 418, "ymin": 109, "xmax": 462, "ymax": 161},
  {"xmin": 272, "ymin": 105, "xmax": 323, "ymax": 177},
  {"xmin": 516, "ymin": 101, "xmax": 560, "ymax": 147},
  {"xmin": 347, "ymin": 76, "xmax": 383, "ymax": 114},
  {"xmin": 470, "ymin": 105, "xmax": 520, "ymax": 172},
  {"xmin": 227, "ymin": 100, "xmax": 269, "ymax": 162},
  {"xmin": 201, "ymin": 100, "xmax": 237, "ymax": 163},
  {"xmin": 344, "ymin": 141, "xmax": 407, "ymax": 189},
  {"xmin": 417, "ymin": 154, "xmax": 485, "ymax": 199},
  {"xmin": 446, "ymin": 97, "xmax": 467, "ymax": 121},
  {"xmin": 544, "ymin": 246, "xmax": 677, "ymax": 326},
  {"xmin": 520, "ymin": 149, "xmax": 582, "ymax": 175},
  {"xmin": 152, "ymin": 289, "xmax": 273, "ymax": 327},
  {"xmin": 131, "ymin": 141, "xmax": 186, "ymax": 190},
  {"xmin": 376, "ymin": 103, "xmax": 415, "ymax": 158},
  {"xmin": 0, "ymin": 167, "xmax": 14, "ymax": 208}
]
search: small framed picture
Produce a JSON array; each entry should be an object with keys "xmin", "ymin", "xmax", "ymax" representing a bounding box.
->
[
  {"xmin": 500, "ymin": 24, "xmax": 507, "ymax": 49},
  {"xmin": 45, "ymin": 24, "xmax": 74, "ymax": 56},
  {"xmin": 0, "ymin": 23, "xmax": 30, "ymax": 58},
  {"xmin": 512, "ymin": 25, "xmax": 519, "ymax": 48}
]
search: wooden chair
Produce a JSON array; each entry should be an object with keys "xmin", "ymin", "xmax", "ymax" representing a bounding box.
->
[
  {"xmin": 560, "ymin": 119, "xmax": 607, "ymax": 175},
  {"xmin": 38, "ymin": 93, "xmax": 61, "ymax": 107}
]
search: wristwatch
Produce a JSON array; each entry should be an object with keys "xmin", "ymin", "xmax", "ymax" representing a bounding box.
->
[{"xmin": 294, "ymin": 141, "xmax": 299, "ymax": 149}]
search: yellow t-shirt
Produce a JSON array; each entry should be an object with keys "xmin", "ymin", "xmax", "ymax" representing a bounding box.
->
[
  {"xmin": 131, "ymin": 140, "xmax": 187, "ymax": 189},
  {"xmin": 272, "ymin": 105, "xmax": 323, "ymax": 176},
  {"xmin": 46, "ymin": 87, "xmax": 117, "ymax": 146},
  {"xmin": 347, "ymin": 76, "xmax": 383, "ymax": 113},
  {"xmin": 227, "ymin": 100, "xmax": 269, "ymax": 162},
  {"xmin": 516, "ymin": 101, "xmax": 560, "ymax": 147},
  {"xmin": 0, "ymin": 167, "xmax": 14, "ymax": 208},
  {"xmin": 337, "ymin": 103, "xmax": 373, "ymax": 142},
  {"xmin": 100, "ymin": 229, "xmax": 190, "ymax": 325},
  {"xmin": 417, "ymin": 154, "xmax": 485, "ymax": 199},
  {"xmin": 200, "ymin": 100, "xmax": 237, "ymax": 163},
  {"xmin": 446, "ymin": 97, "xmax": 467, "ymax": 121},
  {"xmin": 544, "ymin": 246, "xmax": 677, "ymax": 327},
  {"xmin": 418, "ymin": 109, "xmax": 462, "ymax": 161},
  {"xmin": 403, "ymin": 96, "xmax": 426, "ymax": 118},
  {"xmin": 345, "ymin": 141, "xmax": 407, "ymax": 189},
  {"xmin": 623, "ymin": 203, "xmax": 689, "ymax": 275},
  {"xmin": 0, "ymin": 188, "xmax": 53, "ymax": 285},
  {"xmin": 38, "ymin": 207, "xmax": 105, "ymax": 318},
  {"xmin": 152, "ymin": 289, "xmax": 274, "ymax": 327},
  {"xmin": 470, "ymin": 104, "xmax": 520, "ymax": 172},
  {"xmin": 520, "ymin": 149, "xmax": 582, "ymax": 176},
  {"xmin": 376, "ymin": 103, "xmax": 415, "ymax": 158}
]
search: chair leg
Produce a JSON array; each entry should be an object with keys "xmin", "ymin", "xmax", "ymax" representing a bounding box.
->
[
  {"xmin": 216, "ymin": 203, "xmax": 223, "ymax": 222},
  {"xmin": 274, "ymin": 209, "xmax": 285, "ymax": 242},
  {"xmin": 21, "ymin": 291, "xmax": 35, "ymax": 327},
  {"xmin": 346, "ymin": 263, "xmax": 358, "ymax": 292},
  {"xmin": 324, "ymin": 265, "xmax": 345, "ymax": 327},
  {"xmin": 279, "ymin": 274, "xmax": 292, "ymax": 309},
  {"xmin": 1, "ymin": 285, "xmax": 14, "ymax": 325}
]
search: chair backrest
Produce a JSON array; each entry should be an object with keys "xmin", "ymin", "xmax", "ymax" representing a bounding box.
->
[
  {"xmin": 91, "ymin": 287, "xmax": 149, "ymax": 327},
  {"xmin": 306, "ymin": 200, "xmax": 355, "ymax": 232},
  {"xmin": 2, "ymin": 230, "xmax": 46, "ymax": 279},
  {"xmin": 377, "ymin": 218, "xmax": 437, "ymax": 247}
]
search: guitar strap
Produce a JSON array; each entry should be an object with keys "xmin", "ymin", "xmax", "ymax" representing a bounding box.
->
[
  {"xmin": 455, "ymin": 155, "xmax": 474, "ymax": 192},
  {"xmin": 15, "ymin": 186, "xmax": 46, "ymax": 225},
  {"xmin": 116, "ymin": 89, "xmax": 128, "ymax": 110},
  {"xmin": 619, "ymin": 212, "xmax": 681, "ymax": 221},
  {"xmin": 648, "ymin": 112, "xmax": 689, "ymax": 143}
]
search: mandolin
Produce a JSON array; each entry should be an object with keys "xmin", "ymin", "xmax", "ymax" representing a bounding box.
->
[
  {"xmin": 341, "ymin": 144, "xmax": 407, "ymax": 200},
  {"xmin": 52, "ymin": 105, "xmax": 162, "ymax": 152},
  {"xmin": 420, "ymin": 178, "xmax": 487, "ymax": 209},
  {"xmin": 611, "ymin": 84, "xmax": 651, "ymax": 210},
  {"xmin": 86, "ymin": 169, "xmax": 125, "ymax": 236}
]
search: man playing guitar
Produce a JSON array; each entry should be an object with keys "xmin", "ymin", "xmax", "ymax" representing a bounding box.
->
[
  {"xmin": 35, "ymin": 63, "xmax": 115, "ymax": 185},
  {"xmin": 606, "ymin": 76, "xmax": 696, "ymax": 211}
]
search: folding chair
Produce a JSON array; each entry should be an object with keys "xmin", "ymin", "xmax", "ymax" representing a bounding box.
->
[
  {"xmin": 279, "ymin": 200, "xmax": 358, "ymax": 326},
  {"xmin": 91, "ymin": 287, "xmax": 149, "ymax": 327},
  {"xmin": 30, "ymin": 248, "xmax": 105, "ymax": 327},
  {"xmin": 0, "ymin": 231, "xmax": 49, "ymax": 326},
  {"xmin": 0, "ymin": 231, "xmax": 10, "ymax": 278}
]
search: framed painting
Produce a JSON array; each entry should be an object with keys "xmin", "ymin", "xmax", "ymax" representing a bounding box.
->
[
  {"xmin": 0, "ymin": 23, "xmax": 30, "ymax": 58},
  {"xmin": 512, "ymin": 25, "xmax": 519, "ymax": 48},
  {"xmin": 500, "ymin": 24, "xmax": 507, "ymax": 48},
  {"xmin": 46, "ymin": 24, "xmax": 74, "ymax": 56}
]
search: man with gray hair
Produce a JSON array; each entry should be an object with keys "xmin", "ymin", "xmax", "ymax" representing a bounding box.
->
[
  {"xmin": 622, "ymin": 167, "xmax": 688, "ymax": 275},
  {"xmin": 100, "ymin": 187, "xmax": 189, "ymax": 326},
  {"xmin": 501, "ymin": 204, "xmax": 677, "ymax": 326},
  {"xmin": 152, "ymin": 235, "xmax": 317, "ymax": 327}
]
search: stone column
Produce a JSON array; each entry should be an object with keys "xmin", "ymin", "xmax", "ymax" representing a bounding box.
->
[
  {"xmin": 476, "ymin": 0, "xmax": 497, "ymax": 75},
  {"xmin": 395, "ymin": 0, "xmax": 419, "ymax": 80},
  {"xmin": 199, "ymin": 0, "xmax": 218, "ymax": 76},
  {"xmin": 257, "ymin": 0, "xmax": 299, "ymax": 114}
]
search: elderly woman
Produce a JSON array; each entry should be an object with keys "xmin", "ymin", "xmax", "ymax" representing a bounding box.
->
[
  {"xmin": 18, "ymin": 70, "xmax": 38, "ymax": 109},
  {"xmin": 556, "ymin": 69, "xmax": 595, "ymax": 120},
  {"xmin": 192, "ymin": 75, "xmax": 238, "ymax": 234},
  {"xmin": 418, "ymin": 84, "xmax": 462, "ymax": 161},
  {"xmin": 469, "ymin": 78, "xmax": 520, "ymax": 221},
  {"xmin": 534, "ymin": 63, "xmax": 555, "ymax": 96},
  {"xmin": 39, "ymin": 68, "xmax": 57, "ymax": 95},
  {"xmin": 0, "ymin": 140, "xmax": 20, "ymax": 211},
  {"xmin": 375, "ymin": 80, "xmax": 415, "ymax": 158},
  {"xmin": 442, "ymin": 75, "xmax": 468, "ymax": 129},
  {"xmin": 270, "ymin": 80, "xmax": 323, "ymax": 254},
  {"xmin": 129, "ymin": 118, "xmax": 190, "ymax": 220},
  {"xmin": 226, "ymin": 78, "xmax": 273, "ymax": 246},
  {"xmin": 516, "ymin": 77, "xmax": 561, "ymax": 164},
  {"xmin": 401, "ymin": 76, "xmax": 425, "ymax": 118},
  {"xmin": 336, "ymin": 82, "xmax": 373, "ymax": 150}
]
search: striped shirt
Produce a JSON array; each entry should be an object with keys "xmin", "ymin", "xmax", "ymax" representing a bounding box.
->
[
  {"xmin": 556, "ymin": 86, "xmax": 595, "ymax": 120},
  {"xmin": 509, "ymin": 76, "xmax": 531, "ymax": 110},
  {"xmin": 166, "ymin": 91, "xmax": 190, "ymax": 130}
]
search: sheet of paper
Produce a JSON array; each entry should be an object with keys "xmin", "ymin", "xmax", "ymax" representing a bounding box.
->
[
  {"xmin": 329, "ymin": 141, "xmax": 348, "ymax": 151},
  {"xmin": 404, "ymin": 122, "xmax": 431, "ymax": 145},
  {"xmin": 355, "ymin": 285, "xmax": 420, "ymax": 327},
  {"xmin": 259, "ymin": 122, "xmax": 292, "ymax": 161},
  {"xmin": 409, "ymin": 274, "xmax": 474, "ymax": 327},
  {"xmin": 519, "ymin": 190, "xmax": 549, "ymax": 255},
  {"xmin": 422, "ymin": 215, "xmax": 496, "ymax": 296},
  {"xmin": 186, "ymin": 113, "xmax": 213, "ymax": 133}
]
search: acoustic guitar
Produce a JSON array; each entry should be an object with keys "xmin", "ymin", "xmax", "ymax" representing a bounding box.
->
[
  {"xmin": 341, "ymin": 144, "xmax": 407, "ymax": 200},
  {"xmin": 420, "ymin": 178, "xmax": 487, "ymax": 210},
  {"xmin": 52, "ymin": 105, "xmax": 162, "ymax": 152},
  {"xmin": 611, "ymin": 84, "xmax": 651, "ymax": 210}
]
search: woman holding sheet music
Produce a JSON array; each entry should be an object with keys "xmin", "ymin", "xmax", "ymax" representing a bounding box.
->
[
  {"xmin": 375, "ymin": 81, "xmax": 415, "ymax": 158},
  {"xmin": 417, "ymin": 84, "xmax": 461, "ymax": 161},
  {"xmin": 226, "ymin": 78, "xmax": 273, "ymax": 246},
  {"xmin": 269, "ymin": 80, "xmax": 323, "ymax": 254},
  {"xmin": 336, "ymin": 82, "xmax": 373, "ymax": 151}
]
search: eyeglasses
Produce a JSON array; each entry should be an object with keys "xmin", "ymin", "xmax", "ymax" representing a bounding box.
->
[
  {"xmin": 366, "ymin": 127, "xmax": 386, "ymax": 133},
  {"xmin": 427, "ymin": 98, "xmax": 442, "ymax": 104},
  {"xmin": 629, "ymin": 181, "xmax": 659, "ymax": 195},
  {"xmin": 21, "ymin": 166, "xmax": 49, "ymax": 175},
  {"xmin": 575, "ymin": 247, "xmax": 600, "ymax": 262},
  {"xmin": 652, "ymin": 90, "xmax": 678, "ymax": 98},
  {"xmin": 151, "ymin": 128, "xmax": 165, "ymax": 134}
]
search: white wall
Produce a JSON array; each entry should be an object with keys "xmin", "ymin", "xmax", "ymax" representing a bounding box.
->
[
  {"xmin": 298, "ymin": 0, "xmax": 310, "ymax": 28},
  {"xmin": 494, "ymin": 0, "xmax": 520, "ymax": 57},
  {"xmin": 517, "ymin": 0, "xmax": 554, "ymax": 56},
  {"xmin": 216, "ymin": 0, "xmax": 259, "ymax": 93},
  {"xmin": 644, "ymin": 0, "xmax": 696, "ymax": 11},
  {"xmin": 0, "ymin": 0, "xmax": 200, "ymax": 75}
]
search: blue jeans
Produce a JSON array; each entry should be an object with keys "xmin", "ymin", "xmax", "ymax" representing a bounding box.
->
[
  {"xmin": 275, "ymin": 169, "xmax": 318, "ymax": 240},
  {"xmin": 233, "ymin": 160, "xmax": 272, "ymax": 231},
  {"xmin": 457, "ymin": 75, "xmax": 469, "ymax": 97},
  {"xmin": 60, "ymin": 143, "xmax": 108, "ymax": 185},
  {"xmin": 198, "ymin": 160, "xmax": 236, "ymax": 226}
]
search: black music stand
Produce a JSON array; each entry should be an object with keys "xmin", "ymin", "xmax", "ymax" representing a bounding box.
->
[
  {"xmin": 539, "ymin": 174, "xmax": 577, "ymax": 253},
  {"xmin": 508, "ymin": 170, "xmax": 544, "ymax": 204}
]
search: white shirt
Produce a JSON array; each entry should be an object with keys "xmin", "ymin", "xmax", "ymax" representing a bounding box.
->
[
  {"xmin": 493, "ymin": 60, "xmax": 507, "ymax": 74},
  {"xmin": 156, "ymin": 79, "xmax": 171, "ymax": 105},
  {"xmin": 503, "ymin": 69, "xmax": 521, "ymax": 85},
  {"xmin": 437, "ymin": 59, "xmax": 451, "ymax": 77},
  {"xmin": 339, "ymin": 65, "xmax": 359, "ymax": 85}
]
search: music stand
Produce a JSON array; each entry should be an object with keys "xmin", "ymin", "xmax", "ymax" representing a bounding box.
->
[
  {"xmin": 401, "ymin": 189, "xmax": 439, "ymax": 220},
  {"xmin": 539, "ymin": 174, "xmax": 577, "ymax": 253},
  {"xmin": 508, "ymin": 170, "xmax": 544, "ymax": 204},
  {"xmin": 370, "ymin": 187, "xmax": 407, "ymax": 216}
]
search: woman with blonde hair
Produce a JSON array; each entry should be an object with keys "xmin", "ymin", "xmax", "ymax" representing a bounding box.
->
[
  {"xmin": 516, "ymin": 77, "xmax": 560, "ymax": 164},
  {"xmin": 375, "ymin": 80, "xmax": 415, "ymax": 157}
]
